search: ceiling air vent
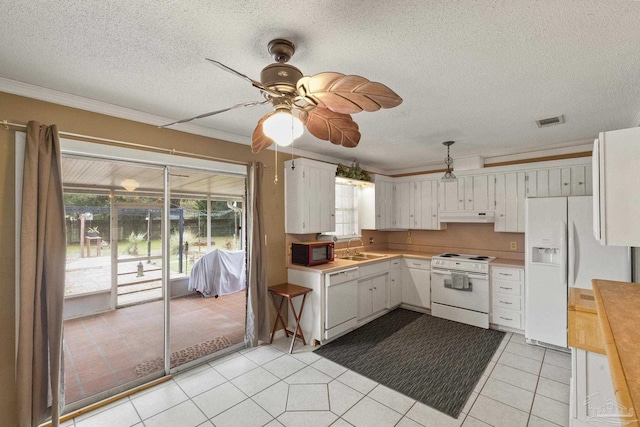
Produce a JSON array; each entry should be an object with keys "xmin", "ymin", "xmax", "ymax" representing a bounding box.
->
[{"xmin": 536, "ymin": 115, "xmax": 565, "ymax": 128}]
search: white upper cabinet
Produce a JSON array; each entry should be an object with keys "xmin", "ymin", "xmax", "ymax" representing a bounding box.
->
[
  {"xmin": 571, "ymin": 164, "xmax": 592, "ymax": 196},
  {"xmin": 285, "ymin": 158, "xmax": 337, "ymax": 234},
  {"xmin": 393, "ymin": 178, "xmax": 443, "ymax": 230},
  {"xmin": 418, "ymin": 180, "xmax": 442, "ymax": 229},
  {"xmin": 593, "ymin": 127, "xmax": 640, "ymax": 246},
  {"xmin": 439, "ymin": 180, "xmax": 463, "ymax": 212},
  {"xmin": 464, "ymin": 175, "xmax": 495, "ymax": 211},
  {"xmin": 525, "ymin": 165, "xmax": 592, "ymax": 198},
  {"xmin": 395, "ymin": 181, "xmax": 412, "ymax": 229},
  {"xmin": 494, "ymin": 172, "xmax": 526, "ymax": 232},
  {"xmin": 375, "ymin": 176, "xmax": 396, "ymax": 230},
  {"xmin": 438, "ymin": 175, "xmax": 494, "ymax": 213}
]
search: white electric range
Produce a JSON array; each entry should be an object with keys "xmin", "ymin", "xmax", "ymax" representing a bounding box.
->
[{"xmin": 431, "ymin": 253, "xmax": 496, "ymax": 328}]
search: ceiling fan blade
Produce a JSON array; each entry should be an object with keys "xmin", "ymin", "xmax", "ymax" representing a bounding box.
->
[
  {"xmin": 301, "ymin": 107, "xmax": 361, "ymax": 148},
  {"xmin": 159, "ymin": 99, "xmax": 269, "ymax": 127},
  {"xmin": 205, "ymin": 58, "xmax": 283, "ymax": 98},
  {"xmin": 251, "ymin": 112, "xmax": 275, "ymax": 154},
  {"xmin": 297, "ymin": 72, "xmax": 403, "ymax": 115}
]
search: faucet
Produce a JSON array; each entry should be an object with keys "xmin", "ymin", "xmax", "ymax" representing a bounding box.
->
[{"xmin": 347, "ymin": 237, "xmax": 364, "ymax": 256}]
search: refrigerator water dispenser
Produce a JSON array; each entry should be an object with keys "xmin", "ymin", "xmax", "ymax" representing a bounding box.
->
[{"xmin": 531, "ymin": 247, "xmax": 561, "ymax": 264}]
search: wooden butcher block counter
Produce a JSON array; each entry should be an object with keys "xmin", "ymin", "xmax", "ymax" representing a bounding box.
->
[{"xmin": 592, "ymin": 279, "xmax": 640, "ymax": 426}]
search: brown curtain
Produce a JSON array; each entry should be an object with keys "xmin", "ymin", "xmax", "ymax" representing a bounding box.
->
[
  {"xmin": 17, "ymin": 121, "xmax": 66, "ymax": 427},
  {"xmin": 245, "ymin": 161, "xmax": 269, "ymax": 345}
]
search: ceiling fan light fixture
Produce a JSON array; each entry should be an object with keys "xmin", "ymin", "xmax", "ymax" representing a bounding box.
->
[
  {"xmin": 441, "ymin": 141, "xmax": 457, "ymax": 183},
  {"xmin": 120, "ymin": 178, "xmax": 139, "ymax": 192},
  {"xmin": 262, "ymin": 110, "xmax": 304, "ymax": 146}
]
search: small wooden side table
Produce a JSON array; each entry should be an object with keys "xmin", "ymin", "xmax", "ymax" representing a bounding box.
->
[
  {"xmin": 268, "ymin": 283, "xmax": 313, "ymax": 354},
  {"xmin": 85, "ymin": 236, "xmax": 102, "ymax": 257}
]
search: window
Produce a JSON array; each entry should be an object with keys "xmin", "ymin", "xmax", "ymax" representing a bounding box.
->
[{"xmin": 328, "ymin": 181, "xmax": 359, "ymax": 239}]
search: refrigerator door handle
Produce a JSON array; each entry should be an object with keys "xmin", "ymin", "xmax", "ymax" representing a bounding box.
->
[
  {"xmin": 560, "ymin": 221, "xmax": 568, "ymax": 286},
  {"xmin": 568, "ymin": 220, "xmax": 575, "ymax": 287}
]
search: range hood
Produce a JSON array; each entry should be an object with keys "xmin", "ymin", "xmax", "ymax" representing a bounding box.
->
[{"xmin": 439, "ymin": 211, "xmax": 495, "ymax": 223}]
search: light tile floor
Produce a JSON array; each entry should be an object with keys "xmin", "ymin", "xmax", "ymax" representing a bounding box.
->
[{"xmin": 60, "ymin": 331, "xmax": 571, "ymax": 427}]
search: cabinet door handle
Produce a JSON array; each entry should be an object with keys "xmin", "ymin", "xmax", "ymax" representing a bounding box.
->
[
  {"xmin": 499, "ymin": 301, "xmax": 513, "ymax": 305},
  {"xmin": 499, "ymin": 316, "xmax": 513, "ymax": 321},
  {"xmin": 499, "ymin": 273, "xmax": 512, "ymax": 276},
  {"xmin": 499, "ymin": 286, "xmax": 513, "ymax": 291}
]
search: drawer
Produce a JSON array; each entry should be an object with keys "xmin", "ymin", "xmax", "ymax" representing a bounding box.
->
[
  {"xmin": 390, "ymin": 258, "xmax": 401, "ymax": 269},
  {"xmin": 492, "ymin": 307, "xmax": 522, "ymax": 329},
  {"xmin": 493, "ymin": 293, "xmax": 522, "ymax": 310},
  {"xmin": 358, "ymin": 260, "xmax": 391, "ymax": 278},
  {"xmin": 491, "ymin": 267, "xmax": 523, "ymax": 282},
  {"xmin": 402, "ymin": 258, "xmax": 431, "ymax": 270},
  {"xmin": 493, "ymin": 280, "xmax": 522, "ymax": 296}
]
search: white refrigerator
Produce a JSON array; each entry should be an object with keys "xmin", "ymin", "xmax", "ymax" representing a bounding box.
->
[{"xmin": 524, "ymin": 196, "xmax": 631, "ymax": 348}]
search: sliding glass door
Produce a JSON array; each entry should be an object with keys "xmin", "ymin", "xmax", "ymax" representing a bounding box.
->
[
  {"xmin": 61, "ymin": 151, "xmax": 247, "ymax": 409},
  {"xmin": 168, "ymin": 167, "xmax": 247, "ymax": 371}
]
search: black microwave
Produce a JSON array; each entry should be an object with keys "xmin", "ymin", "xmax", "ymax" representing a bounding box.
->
[{"xmin": 291, "ymin": 241, "xmax": 335, "ymax": 266}]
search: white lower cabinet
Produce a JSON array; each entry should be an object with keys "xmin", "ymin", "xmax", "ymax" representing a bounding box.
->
[
  {"xmin": 571, "ymin": 349, "xmax": 622, "ymax": 426},
  {"xmin": 401, "ymin": 258, "xmax": 431, "ymax": 310},
  {"xmin": 490, "ymin": 266, "xmax": 524, "ymax": 331},
  {"xmin": 357, "ymin": 274, "xmax": 387, "ymax": 320},
  {"xmin": 357, "ymin": 260, "xmax": 390, "ymax": 321},
  {"xmin": 388, "ymin": 258, "xmax": 402, "ymax": 307}
]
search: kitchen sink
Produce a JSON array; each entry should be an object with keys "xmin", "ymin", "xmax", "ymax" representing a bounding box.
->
[
  {"xmin": 340, "ymin": 253, "xmax": 387, "ymax": 262},
  {"xmin": 358, "ymin": 253, "xmax": 386, "ymax": 259}
]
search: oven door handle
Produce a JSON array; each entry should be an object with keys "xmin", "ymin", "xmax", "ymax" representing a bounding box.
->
[{"xmin": 431, "ymin": 270, "xmax": 487, "ymax": 280}]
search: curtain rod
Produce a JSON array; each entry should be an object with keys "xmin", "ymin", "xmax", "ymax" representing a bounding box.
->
[{"xmin": 2, "ymin": 120, "xmax": 253, "ymax": 166}]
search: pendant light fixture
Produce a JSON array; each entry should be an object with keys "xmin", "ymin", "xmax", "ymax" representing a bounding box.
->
[
  {"xmin": 441, "ymin": 141, "xmax": 457, "ymax": 182},
  {"xmin": 120, "ymin": 178, "xmax": 139, "ymax": 191}
]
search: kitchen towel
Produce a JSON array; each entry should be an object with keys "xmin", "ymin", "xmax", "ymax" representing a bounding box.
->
[{"xmin": 451, "ymin": 272, "xmax": 470, "ymax": 290}]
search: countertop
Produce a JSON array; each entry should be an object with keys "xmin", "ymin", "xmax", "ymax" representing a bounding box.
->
[
  {"xmin": 592, "ymin": 279, "xmax": 640, "ymax": 426},
  {"xmin": 287, "ymin": 250, "xmax": 524, "ymax": 273},
  {"xmin": 567, "ymin": 287, "xmax": 606, "ymax": 354}
]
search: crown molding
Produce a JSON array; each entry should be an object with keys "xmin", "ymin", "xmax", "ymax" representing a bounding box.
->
[
  {"xmin": 0, "ymin": 77, "xmax": 250, "ymax": 145},
  {"xmin": 0, "ymin": 77, "xmax": 598, "ymax": 176}
]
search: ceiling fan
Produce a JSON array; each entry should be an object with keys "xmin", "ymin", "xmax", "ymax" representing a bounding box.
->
[{"xmin": 161, "ymin": 39, "xmax": 403, "ymax": 153}]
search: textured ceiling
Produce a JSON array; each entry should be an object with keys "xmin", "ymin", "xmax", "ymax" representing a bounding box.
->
[{"xmin": 2, "ymin": 1, "xmax": 640, "ymax": 173}]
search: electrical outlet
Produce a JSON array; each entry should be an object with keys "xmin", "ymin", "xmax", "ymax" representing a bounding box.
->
[
  {"xmin": 407, "ymin": 231, "xmax": 412, "ymax": 244},
  {"xmin": 510, "ymin": 241, "xmax": 517, "ymax": 250}
]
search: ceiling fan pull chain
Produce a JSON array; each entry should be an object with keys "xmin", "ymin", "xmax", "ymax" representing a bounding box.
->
[{"xmin": 274, "ymin": 143, "xmax": 278, "ymax": 184}]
